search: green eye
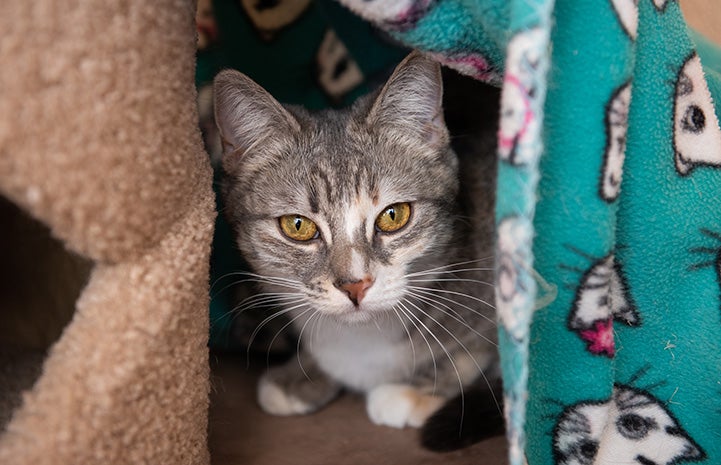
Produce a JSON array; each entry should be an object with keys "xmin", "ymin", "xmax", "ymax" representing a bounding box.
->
[
  {"xmin": 279, "ymin": 215, "xmax": 318, "ymax": 241},
  {"xmin": 375, "ymin": 202, "xmax": 411, "ymax": 233}
]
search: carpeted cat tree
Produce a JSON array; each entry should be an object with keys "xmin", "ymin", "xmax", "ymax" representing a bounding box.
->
[{"xmin": 0, "ymin": 2, "xmax": 215, "ymax": 464}]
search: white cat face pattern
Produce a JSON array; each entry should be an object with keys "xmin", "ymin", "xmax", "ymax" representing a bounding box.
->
[
  {"xmin": 316, "ymin": 30, "xmax": 364, "ymax": 101},
  {"xmin": 553, "ymin": 384, "xmax": 706, "ymax": 465},
  {"xmin": 600, "ymin": 81, "xmax": 632, "ymax": 202},
  {"xmin": 567, "ymin": 253, "xmax": 639, "ymax": 357},
  {"xmin": 496, "ymin": 216, "xmax": 535, "ymax": 342},
  {"xmin": 240, "ymin": 0, "xmax": 312, "ymax": 40},
  {"xmin": 610, "ymin": 0, "xmax": 638, "ymax": 39},
  {"xmin": 652, "ymin": 0, "xmax": 671, "ymax": 11},
  {"xmin": 673, "ymin": 53, "xmax": 721, "ymax": 176},
  {"xmin": 425, "ymin": 51, "xmax": 500, "ymax": 83},
  {"xmin": 498, "ymin": 28, "xmax": 545, "ymax": 165},
  {"xmin": 337, "ymin": 0, "xmax": 435, "ymax": 31}
]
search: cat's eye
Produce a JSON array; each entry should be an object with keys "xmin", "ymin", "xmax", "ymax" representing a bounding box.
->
[
  {"xmin": 375, "ymin": 202, "xmax": 411, "ymax": 233},
  {"xmin": 279, "ymin": 215, "xmax": 318, "ymax": 241},
  {"xmin": 616, "ymin": 413, "xmax": 657, "ymax": 440}
]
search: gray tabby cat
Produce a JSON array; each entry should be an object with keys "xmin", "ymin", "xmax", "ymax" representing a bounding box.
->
[{"xmin": 214, "ymin": 52, "xmax": 498, "ymax": 432}]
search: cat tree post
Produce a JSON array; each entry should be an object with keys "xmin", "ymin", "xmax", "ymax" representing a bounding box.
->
[{"xmin": 0, "ymin": 1, "xmax": 214, "ymax": 464}]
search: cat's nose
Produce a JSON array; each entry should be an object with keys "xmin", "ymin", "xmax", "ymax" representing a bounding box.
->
[{"xmin": 334, "ymin": 276, "xmax": 374, "ymax": 306}]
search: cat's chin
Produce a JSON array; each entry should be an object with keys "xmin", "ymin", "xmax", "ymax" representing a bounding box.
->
[{"xmin": 330, "ymin": 309, "xmax": 383, "ymax": 326}]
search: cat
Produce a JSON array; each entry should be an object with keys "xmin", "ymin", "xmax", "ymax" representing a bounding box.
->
[
  {"xmin": 553, "ymin": 384, "xmax": 705, "ymax": 465},
  {"xmin": 214, "ymin": 51, "xmax": 500, "ymax": 440}
]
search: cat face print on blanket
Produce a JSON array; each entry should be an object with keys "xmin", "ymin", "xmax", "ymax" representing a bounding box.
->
[
  {"xmin": 336, "ymin": 0, "xmax": 435, "ymax": 31},
  {"xmin": 240, "ymin": 0, "xmax": 312, "ymax": 40},
  {"xmin": 673, "ymin": 52, "xmax": 721, "ymax": 176},
  {"xmin": 553, "ymin": 384, "xmax": 705, "ymax": 465},
  {"xmin": 498, "ymin": 28, "xmax": 545, "ymax": 166},
  {"xmin": 214, "ymin": 52, "xmax": 499, "ymax": 434},
  {"xmin": 600, "ymin": 81, "xmax": 632, "ymax": 202},
  {"xmin": 564, "ymin": 249, "xmax": 639, "ymax": 357}
]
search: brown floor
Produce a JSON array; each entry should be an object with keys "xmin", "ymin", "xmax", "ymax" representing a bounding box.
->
[{"xmin": 208, "ymin": 354, "xmax": 508, "ymax": 465}]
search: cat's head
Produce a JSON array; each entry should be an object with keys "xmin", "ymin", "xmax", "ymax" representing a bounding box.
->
[{"xmin": 214, "ymin": 52, "xmax": 459, "ymax": 323}]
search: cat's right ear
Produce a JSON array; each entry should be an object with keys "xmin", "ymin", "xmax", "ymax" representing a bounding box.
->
[
  {"xmin": 213, "ymin": 70, "xmax": 300, "ymax": 171},
  {"xmin": 366, "ymin": 51, "xmax": 447, "ymax": 147}
]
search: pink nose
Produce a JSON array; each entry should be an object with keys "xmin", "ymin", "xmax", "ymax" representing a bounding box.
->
[{"xmin": 335, "ymin": 276, "xmax": 374, "ymax": 306}]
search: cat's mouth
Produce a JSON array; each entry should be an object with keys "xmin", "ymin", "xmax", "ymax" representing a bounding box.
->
[
  {"xmin": 324, "ymin": 298, "xmax": 399, "ymax": 326},
  {"xmin": 330, "ymin": 307, "xmax": 379, "ymax": 325}
]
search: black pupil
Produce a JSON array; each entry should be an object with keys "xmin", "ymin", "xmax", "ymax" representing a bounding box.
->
[
  {"xmin": 294, "ymin": 218, "xmax": 302, "ymax": 231},
  {"xmin": 388, "ymin": 207, "xmax": 396, "ymax": 221}
]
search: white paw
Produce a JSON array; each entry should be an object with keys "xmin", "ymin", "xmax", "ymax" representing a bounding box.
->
[
  {"xmin": 257, "ymin": 375, "xmax": 313, "ymax": 416},
  {"xmin": 366, "ymin": 384, "xmax": 445, "ymax": 428}
]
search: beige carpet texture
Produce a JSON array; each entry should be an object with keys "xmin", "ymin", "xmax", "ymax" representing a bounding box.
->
[
  {"xmin": 0, "ymin": 1, "xmax": 215, "ymax": 464},
  {"xmin": 0, "ymin": 1, "xmax": 717, "ymax": 465}
]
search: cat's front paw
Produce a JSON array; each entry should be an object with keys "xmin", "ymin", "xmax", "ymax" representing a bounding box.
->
[
  {"xmin": 257, "ymin": 375, "xmax": 315, "ymax": 416},
  {"xmin": 366, "ymin": 384, "xmax": 445, "ymax": 428}
]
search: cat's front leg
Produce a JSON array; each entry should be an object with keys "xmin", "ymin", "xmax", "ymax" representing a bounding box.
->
[
  {"xmin": 365, "ymin": 384, "xmax": 445, "ymax": 428},
  {"xmin": 366, "ymin": 350, "xmax": 489, "ymax": 428},
  {"xmin": 257, "ymin": 350, "xmax": 341, "ymax": 416}
]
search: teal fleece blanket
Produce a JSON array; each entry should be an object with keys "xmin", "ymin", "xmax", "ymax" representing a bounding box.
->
[{"xmin": 334, "ymin": 0, "xmax": 721, "ymax": 464}]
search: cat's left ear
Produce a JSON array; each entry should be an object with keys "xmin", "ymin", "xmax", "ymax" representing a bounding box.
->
[
  {"xmin": 366, "ymin": 51, "xmax": 447, "ymax": 146},
  {"xmin": 213, "ymin": 69, "xmax": 300, "ymax": 172}
]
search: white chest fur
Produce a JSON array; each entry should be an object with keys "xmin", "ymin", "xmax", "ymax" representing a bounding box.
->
[{"xmin": 300, "ymin": 317, "xmax": 414, "ymax": 393}]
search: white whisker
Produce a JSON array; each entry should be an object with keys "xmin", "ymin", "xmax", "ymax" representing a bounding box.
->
[
  {"xmin": 211, "ymin": 277, "xmax": 303, "ymax": 300},
  {"xmin": 309, "ymin": 311, "xmax": 326, "ymax": 353},
  {"xmin": 404, "ymin": 298, "xmax": 501, "ymax": 415},
  {"xmin": 229, "ymin": 292, "xmax": 303, "ymax": 313},
  {"xmin": 247, "ymin": 302, "xmax": 308, "ymax": 366},
  {"xmin": 260, "ymin": 307, "xmax": 311, "ymax": 369},
  {"xmin": 406, "ymin": 291, "xmax": 498, "ymax": 347},
  {"xmin": 398, "ymin": 302, "xmax": 438, "ymax": 394},
  {"xmin": 407, "ymin": 286, "xmax": 496, "ymax": 325},
  {"xmin": 407, "ymin": 278, "xmax": 494, "ymax": 286},
  {"xmin": 211, "ymin": 272, "xmax": 303, "ymax": 288},
  {"xmin": 404, "ymin": 299, "xmax": 481, "ymax": 373},
  {"xmin": 372, "ymin": 315, "xmax": 384, "ymax": 334},
  {"xmin": 392, "ymin": 306, "xmax": 416, "ymax": 374},
  {"xmin": 221, "ymin": 296, "xmax": 306, "ymax": 330},
  {"xmin": 404, "ymin": 258, "xmax": 494, "ymax": 278},
  {"xmin": 400, "ymin": 299, "xmax": 465, "ymax": 425},
  {"xmin": 210, "ymin": 295, "xmax": 301, "ymax": 327},
  {"xmin": 216, "ymin": 270, "xmax": 303, "ymax": 285},
  {"xmin": 404, "ymin": 267, "xmax": 494, "ymax": 279},
  {"xmin": 295, "ymin": 310, "xmax": 322, "ymax": 382},
  {"xmin": 408, "ymin": 285, "xmax": 496, "ymax": 310}
]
